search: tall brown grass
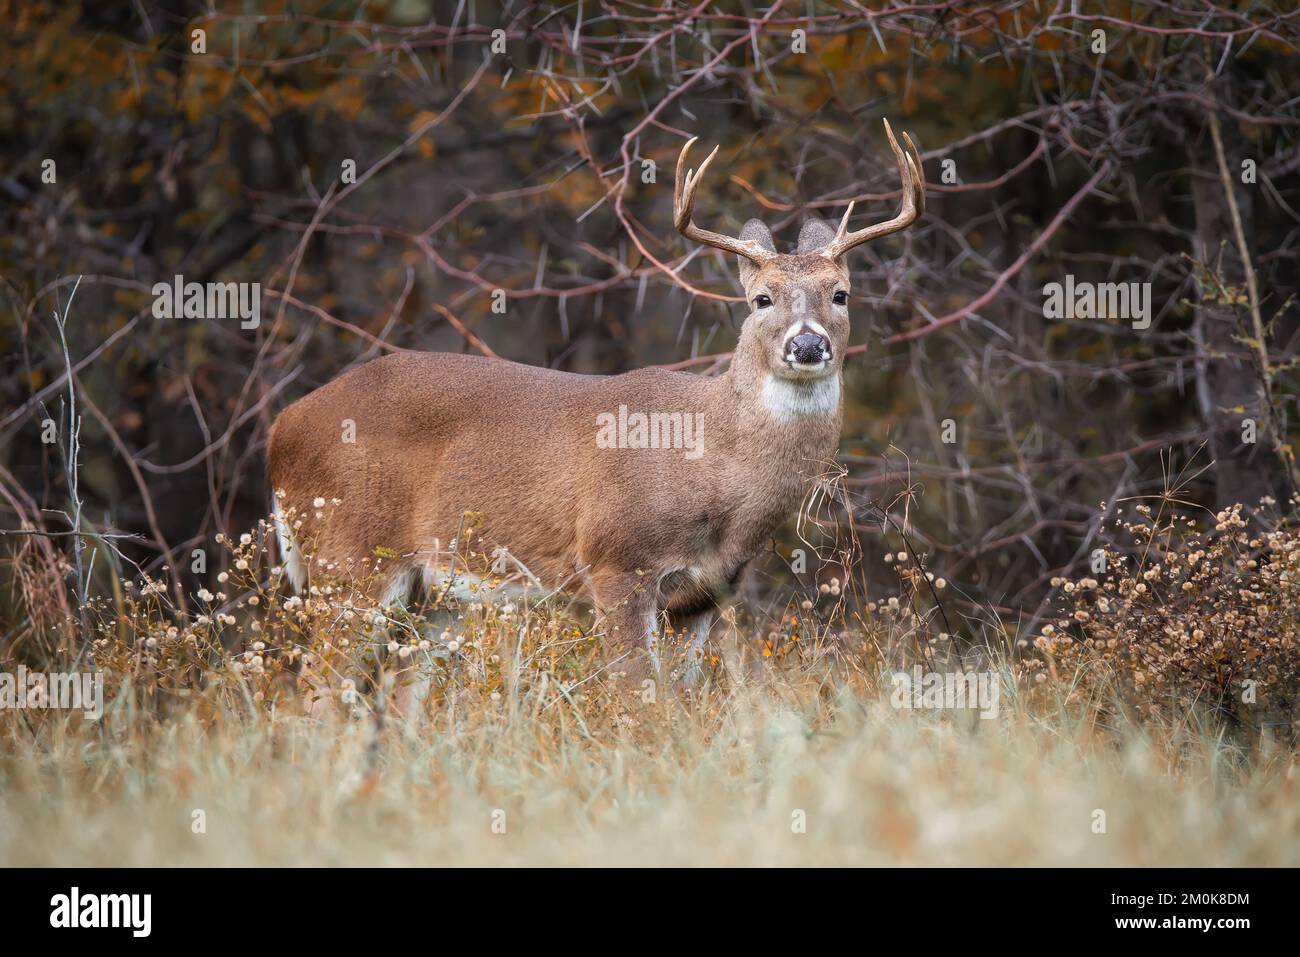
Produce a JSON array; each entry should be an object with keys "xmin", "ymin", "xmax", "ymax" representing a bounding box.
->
[{"xmin": 2, "ymin": 501, "xmax": 1299, "ymax": 866}]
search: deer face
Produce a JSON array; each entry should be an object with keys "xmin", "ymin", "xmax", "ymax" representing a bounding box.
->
[
  {"xmin": 671, "ymin": 118, "xmax": 925, "ymax": 385},
  {"xmin": 737, "ymin": 224, "xmax": 851, "ymax": 382}
]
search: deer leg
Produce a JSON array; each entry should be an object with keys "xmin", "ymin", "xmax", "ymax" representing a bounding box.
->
[
  {"xmin": 590, "ymin": 570, "xmax": 663, "ymax": 690},
  {"xmin": 389, "ymin": 647, "xmax": 428, "ymax": 723},
  {"xmin": 298, "ymin": 645, "xmax": 342, "ymax": 718},
  {"xmin": 295, "ymin": 574, "xmax": 404, "ymax": 719},
  {"xmin": 392, "ymin": 608, "xmax": 455, "ymax": 723},
  {"xmin": 668, "ymin": 609, "xmax": 714, "ymax": 691},
  {"xmin": 325, "ymin": 565, "xmax": 427, "ymax": 722}
]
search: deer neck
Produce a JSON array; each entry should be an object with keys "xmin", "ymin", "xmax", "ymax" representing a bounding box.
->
[{"xmin": 707, "ymin": 333, "xmax": 843, "ymax": 479}]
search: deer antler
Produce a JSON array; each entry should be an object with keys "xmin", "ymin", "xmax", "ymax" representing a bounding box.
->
[
  {"xmin": 820, "ymin": 118, "xmax": 926, "ymax": 260},
  {"xmin": 674, "ymin": 137, "xmax": 778, "ymax": 265}
]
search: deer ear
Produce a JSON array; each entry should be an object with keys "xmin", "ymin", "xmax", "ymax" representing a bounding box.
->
[
  {"xmin": 737, "ymin": 219, "xmax": 775, "ymax": 288},
  {"xmin": 796, "ymin": 218, "xmax": 837, "ymax": 255}
]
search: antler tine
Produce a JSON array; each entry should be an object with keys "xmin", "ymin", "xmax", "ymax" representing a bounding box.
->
[
  {"xmin": 902, "ymin": 130, "xmax": 926, "ymax": 217},
  {"xmin": 672, "ymin": 137, "xmax": 708, "ymax": 233},
  {"xmin": 673, "ymin": 138, "xmax": 777, "ymax": 265},
  {"xmin": 821, "ymin": 117, "xmax": 926, "ymax": 260}
]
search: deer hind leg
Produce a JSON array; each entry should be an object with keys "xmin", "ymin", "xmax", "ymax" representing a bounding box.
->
[
  {"xmin": 296, "ymin": 582, "xmax": 384, "ymax": 720},
  {"xmin": 292, "ymin": 583, "xmax": 383, "ymax": 720},
  {"xmin": 389, "ymin": 655, "xmax": 429, "ymax": 723},
  {"xmin": 297, "ymin": 564, "xmax": 421, "ymax": 720},
  {"xmin": 391, "ymin": 603, "xmax": 458, "ymax": 724},
  {"xmin": 377, "ymin": 564, "xmax": 460, "ymax": 725}
]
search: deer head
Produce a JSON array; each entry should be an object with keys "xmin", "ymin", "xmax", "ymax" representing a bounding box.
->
[{"xmin": 674, "ymin": 118, "xmax": 925, "ymax": 387}]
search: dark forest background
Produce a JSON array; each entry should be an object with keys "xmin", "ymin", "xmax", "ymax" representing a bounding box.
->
[{"xmin": 3, "ymin": 0, "xmax": 1299, "ymax": 649}]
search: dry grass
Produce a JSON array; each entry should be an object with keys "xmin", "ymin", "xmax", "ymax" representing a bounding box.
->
[
  {"xmin": 3, "ymin": 505, "xmax": 1300, "ymax": 867},
  {"xmin": 3, "ymin": 673, "xmax": 1298, "ymax": 866}
]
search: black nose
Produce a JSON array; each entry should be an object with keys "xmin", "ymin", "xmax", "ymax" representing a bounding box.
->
[{"xmin": 789, "ymin": 332, "xmax": 831, "ymax": 363}]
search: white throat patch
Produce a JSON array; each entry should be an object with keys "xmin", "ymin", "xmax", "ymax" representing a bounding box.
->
[{"xmin": 761, "ymin": 375, "xmax": 841, "ymax": 422}]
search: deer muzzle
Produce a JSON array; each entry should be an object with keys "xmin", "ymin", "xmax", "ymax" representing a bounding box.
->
[{"xmin": 786, "ymin": 331, "xmax": 832, "ymax": 367}]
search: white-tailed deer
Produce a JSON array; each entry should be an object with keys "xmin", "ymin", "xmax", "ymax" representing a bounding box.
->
[{"xmin": 268, "ymin": 119, "xmax": 924, "ymax": 700}]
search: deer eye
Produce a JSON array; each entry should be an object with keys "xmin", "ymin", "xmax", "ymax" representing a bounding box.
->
[
  {"xmin": 832, "ymin": 290, "xmax": 848, "ymax": 306},
  {"xmin": 753, "ymin": 294, "xmax": 773, "ymax": 309}
]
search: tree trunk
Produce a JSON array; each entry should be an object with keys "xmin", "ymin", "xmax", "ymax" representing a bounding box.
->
[{"xmin": 1185, "ymin": 85, "xmax": 1283, "ymax": 512}]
